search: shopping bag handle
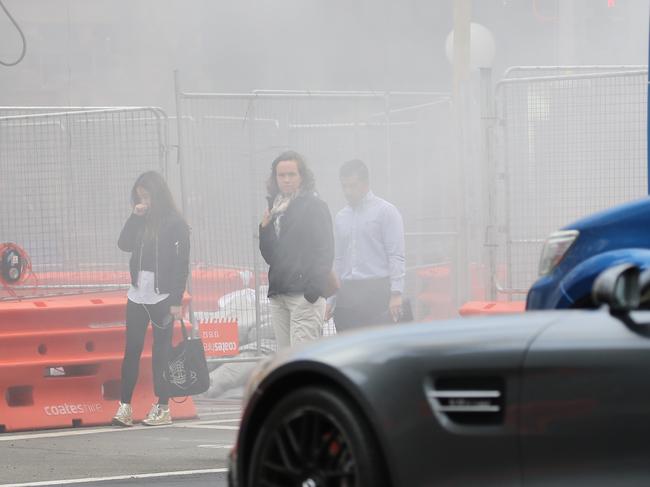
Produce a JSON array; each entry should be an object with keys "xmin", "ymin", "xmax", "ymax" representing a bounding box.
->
[{"xmin": 178, "ymin": 318, "xmax": 189, "ymax": 340}]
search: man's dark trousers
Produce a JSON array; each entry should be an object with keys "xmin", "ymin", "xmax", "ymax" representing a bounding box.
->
[{"xmin": 333, "ymin": 277, "xmax": 391, "ymax": 332}]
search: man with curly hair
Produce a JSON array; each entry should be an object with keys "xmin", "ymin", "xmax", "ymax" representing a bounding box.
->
[{"xmin": 259, "ymin": 150, "xmax": 334, "ymax": 348}]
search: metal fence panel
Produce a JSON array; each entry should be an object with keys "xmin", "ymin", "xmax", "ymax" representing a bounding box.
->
[
  {"xmin": 176, "ymin": 89, "xmax": 456, "ymax": 360},
  {"xmin": 495, "ymin": 69, "xmax": 648, "ymax": 294},
  {"xmin": 502, "ymin": 65, "xmax": 647, "ymax": 79},
  {"xmin": 0, "ymin": 108, "xmax": 168, "ymax": 299}
]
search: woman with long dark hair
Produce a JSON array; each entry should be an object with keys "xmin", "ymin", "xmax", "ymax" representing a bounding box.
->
[{"xmin": 112, "ymin": 171, "xmax": 190, "ymax": 427}]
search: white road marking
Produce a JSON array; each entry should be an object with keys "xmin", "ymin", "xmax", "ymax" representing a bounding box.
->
[
  {"xmin": 195, "ymin": 409, "xmax": 241, "ymax": 416},
  {"xmin": 189, "ymin": 418, "xmax": 240, "ymax": 424},
  {"xmin": 197, "ymin": 444, "xmax": 234, "ymax": 449},
  {"xmin": 0, "ymin": 468, "xmax": 228, "ymax": 487},
  {"xmin": 0, "ymin": 426, "xmax": 161, "ymax": 442},
  {"xmin": 171, "ymin": 418, "xmax": 240, "ymax": 430},
  {"xmin": 177, "ymin": 424, "xmax": 239, "ymax": 430},
  {"xmin": 0, "ymin": 418, "xmax": 239, "ymax": 442}
]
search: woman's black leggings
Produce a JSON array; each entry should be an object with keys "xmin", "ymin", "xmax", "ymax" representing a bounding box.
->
[{"xmin": 120, "ymin": 298, "xmax": 173, "ymax": 405}]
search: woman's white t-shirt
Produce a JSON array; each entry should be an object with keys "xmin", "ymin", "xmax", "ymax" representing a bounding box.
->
[{"xmin": 127, "ymin": 270, "xmax": 169, "ymax": 304}]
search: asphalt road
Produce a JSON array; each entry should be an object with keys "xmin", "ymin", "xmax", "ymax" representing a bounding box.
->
[{"xmin": 0, "ymin": 399, "xmax": 240, "ymax": 487}]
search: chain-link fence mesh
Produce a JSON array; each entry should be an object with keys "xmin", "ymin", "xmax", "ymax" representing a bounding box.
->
[
  {"xmin": 0, "ymin": 108, "xmax": 168, "ymax": 299},
  {"xmin": 494, "ymin": 69, "xmax": 648, "ymax": 295}
]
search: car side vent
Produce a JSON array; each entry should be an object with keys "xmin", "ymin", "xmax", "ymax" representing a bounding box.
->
[{"xmin": 427, "ymin": 377, "xmax": 505, "ymax": 425}]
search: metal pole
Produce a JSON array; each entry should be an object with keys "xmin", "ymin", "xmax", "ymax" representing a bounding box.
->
[
  {"xmin": 154, "ymin": 109, "xmax": 170, "ymax": 179},
  {"xmin": 452, "ymin": 0, "xmax": 471, "ymax": 98},
  {"xmin": 174, "ymin": 70, "xmax": 197, "ymax": 335},
  {"xmin": 452, "ymin": 0, "xmax": 471, "ymax": 308},
  {"xmin": 385, "ymin": 92, "xmax": 392, "ymax": 200},
  {"xmin": 480, "ymin": 67, "xmax": 497, "ymax": 301},
  {"xmin": 247, "ymin": 100, "xmax": 263, "ymax": 355},
  {"xmin": 501, "ymin": 84, "xmax": 513, "ymax": 300}
]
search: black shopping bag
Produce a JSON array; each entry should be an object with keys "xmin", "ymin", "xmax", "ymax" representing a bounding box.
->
[{"xmin": 159, "ymin": 319, "xmax": 210, "ymax": 397}]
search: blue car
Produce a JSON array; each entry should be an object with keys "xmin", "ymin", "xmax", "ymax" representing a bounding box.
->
[{"xmin": 527, "ymin": 197, "xmax": 650, "ymax": 310}]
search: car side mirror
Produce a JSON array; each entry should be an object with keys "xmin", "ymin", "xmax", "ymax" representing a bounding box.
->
[
  {"xmin": 592, "ymin": 263, "xmax": 640, "ymax": 312},
  {"xmin": 638, "ymin": 269, "xmax": 650, "ymax": 308}
]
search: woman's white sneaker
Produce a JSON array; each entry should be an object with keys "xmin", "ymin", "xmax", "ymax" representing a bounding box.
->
[
  {"xmin": 111, "ymin": 402, "xmax": 133, "ymax": 427},
  {"xmin": 142, "ymin": 403, "xmax": 172, "ymax": 426}
]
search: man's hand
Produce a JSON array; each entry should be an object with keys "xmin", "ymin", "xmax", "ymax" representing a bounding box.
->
[
  {"xmin": 261, "ymin": 209, "xmax": 271, "ymax": 228},
  {"xmin": 324, "ymin": 303, "xmax": 333, "ymax": 321},
  {"xmin": 170, "ymin": 305, "xmax": 182, "ymax": 320},
  {"xmin": 389, "ymin": 293, "xmax": 403, "ymax": 322}
]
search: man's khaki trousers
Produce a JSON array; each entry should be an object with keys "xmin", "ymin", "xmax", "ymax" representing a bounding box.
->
[{"xmin": 270, "ymin": 293, "xmax": 325, "ymax": 349}]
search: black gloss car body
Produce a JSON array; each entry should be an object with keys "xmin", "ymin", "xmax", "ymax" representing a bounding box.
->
[{"xmin": 230, "ymin": 270, "xmax": 650, "ymax": 486}]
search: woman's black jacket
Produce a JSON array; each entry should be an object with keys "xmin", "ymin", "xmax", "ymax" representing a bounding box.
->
[
  {"xmin": 118, "ymin": 213, "xmax": 190, "ymax": 306},
  {"xmin": 259, "ymin": 192, "xmax": 334, "ymax": 303}
]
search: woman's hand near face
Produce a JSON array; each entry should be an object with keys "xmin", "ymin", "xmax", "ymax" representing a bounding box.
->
[
  {"xmin": 133, "ymin": 203, "xmax": 148, "ymax": 216},
  {"xmin": 134, "ymin": 186, "xmax": 151, "ymax": 215}
]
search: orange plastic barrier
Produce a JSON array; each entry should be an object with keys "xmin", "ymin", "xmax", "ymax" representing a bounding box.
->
[
  {"xmin": 0, "ymin": 291, "xmax": 197, "ymax": 432},
  {"xmin": 417, "ymin": 265, "xmax": 456, "ymax": 320},
  {"xmin": 199, "ymin": 319, "xmax": 239, "ymax": 357},
  {"xmin": 23, "ymin": 267, "xmax": 265, "ymax": 313},
  {"xmin": 458, "ymin": 300, "xmax": 526, "ymax": 316},
  {"xmin": 191, "ymin": 268, "xmax": 246, "ymax": 312},
  {"xmin": 416, "ymin": 263, "xmax": 493, "ymax": 320},
  {"xmin": 34, "ymin": 271, "xmax": 131, "ymax": 286}
]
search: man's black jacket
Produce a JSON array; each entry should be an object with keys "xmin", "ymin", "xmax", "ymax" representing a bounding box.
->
[
  {"xmin": 259, "ymin": 193, "xmax": 334, "ymax": 303},
  {"xmin": 118, "ymin": 213, "xmax": 190, "ymax": 306}
]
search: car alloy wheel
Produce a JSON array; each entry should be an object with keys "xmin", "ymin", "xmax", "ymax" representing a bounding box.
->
[{"xmin": 249, "ymin": 386, "xmax": 386, "ymax": 487}]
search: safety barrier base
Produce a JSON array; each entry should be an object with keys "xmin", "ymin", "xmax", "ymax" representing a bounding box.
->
[{"xmin": 458, "ymin": 300, "xmax": 526, "ymax": 316}]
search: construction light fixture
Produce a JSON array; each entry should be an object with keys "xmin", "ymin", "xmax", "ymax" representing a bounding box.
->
[{"xmin": 1, "ymin": 244, "xmax": 24, "ymax": 284}]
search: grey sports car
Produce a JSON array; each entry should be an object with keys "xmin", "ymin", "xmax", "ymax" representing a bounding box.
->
[{"xmin": 228, "ymin": 264, "xmax": 650, "ymax": 486}]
